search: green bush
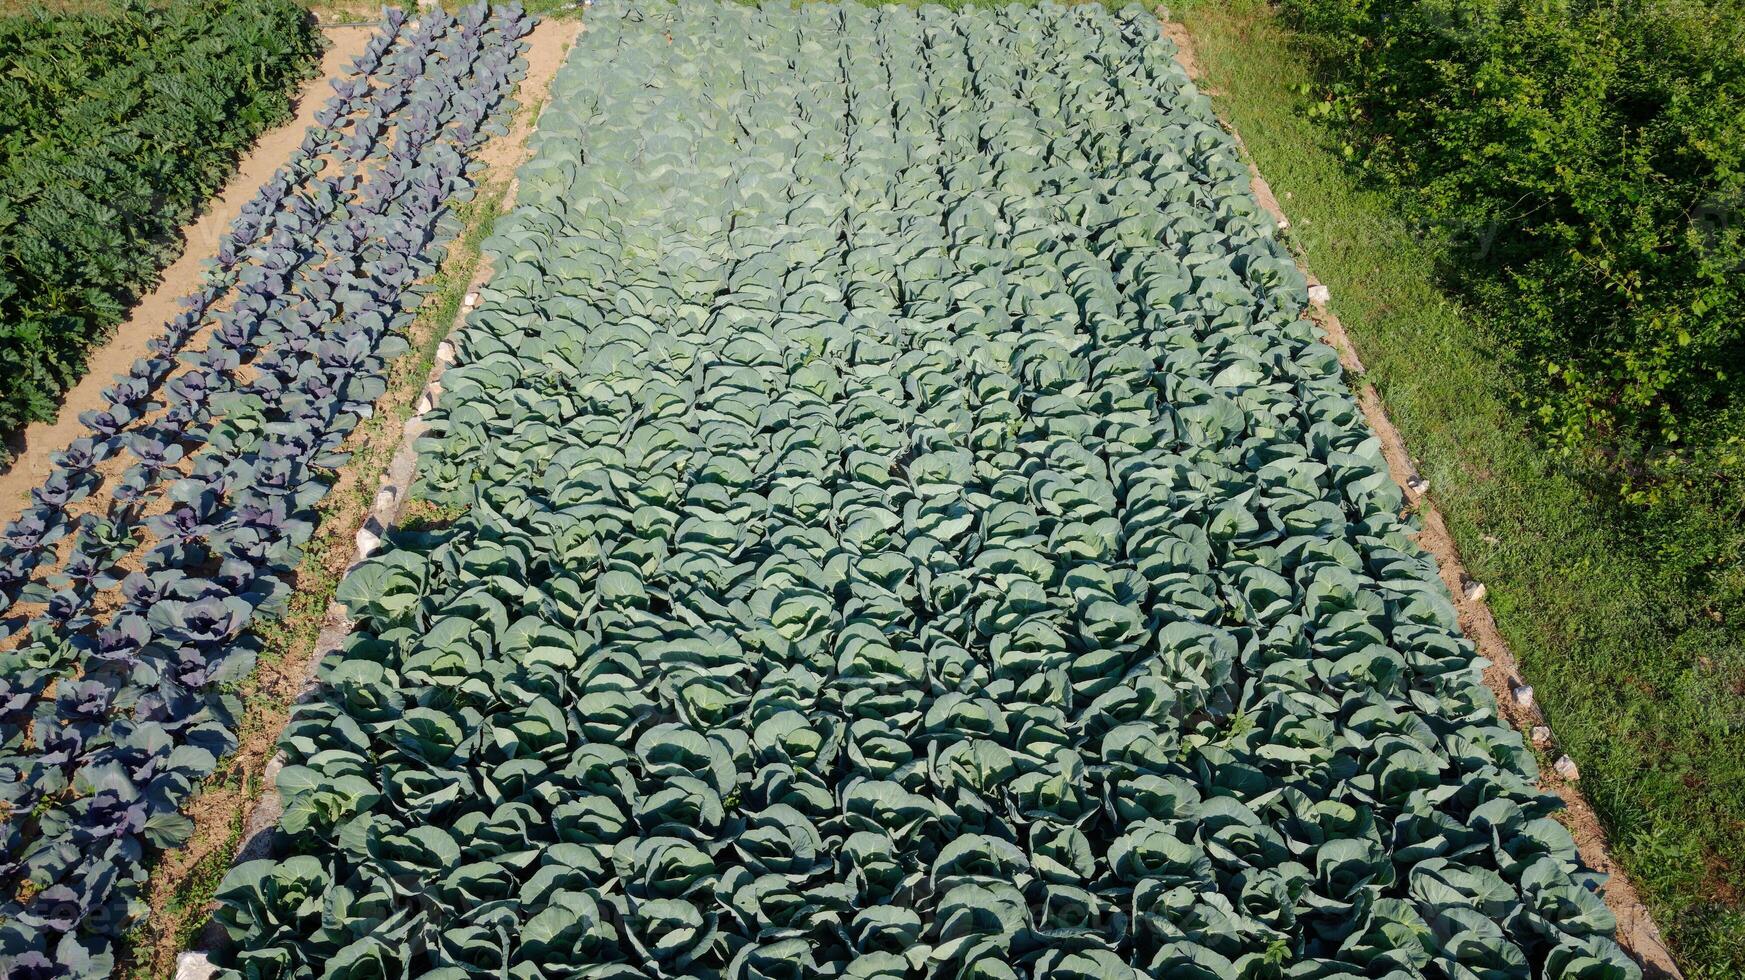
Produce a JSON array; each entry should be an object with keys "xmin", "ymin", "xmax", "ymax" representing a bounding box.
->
[
  {"xmin": 0, "ymin": 0, "xmax": 322, "ymax": 444},
  {"xmin": 1277, "ymin": 0, "xmax": 1744, "ymax": 593}
]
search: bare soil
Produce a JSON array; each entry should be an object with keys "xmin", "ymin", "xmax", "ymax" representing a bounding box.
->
[{"xmin": 1159, "ymin": 15, "xmax": 1683, "ymax": 979}]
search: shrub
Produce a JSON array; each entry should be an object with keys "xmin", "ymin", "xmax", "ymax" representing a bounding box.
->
[{"xmin": 1276, "ymin": 0, "xmax": 1745, "ymax": 589}]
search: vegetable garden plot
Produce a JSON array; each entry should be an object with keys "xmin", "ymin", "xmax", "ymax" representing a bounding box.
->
[
  {"xmin": 216, "ymin": 3, "xmax": 1638, "ymax": 979},
  {"xmin": 0, "ymin": 5, "xmax": 532, "ymax": 974},
  {"xmin": 0, "ymin": 0, "xmax": 323, "ymax": 445}
]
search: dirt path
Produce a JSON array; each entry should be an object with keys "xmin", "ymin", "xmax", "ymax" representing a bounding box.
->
[
  {"xmin": 1158, "ymin": 15, "xmax": 1683, "ymax": 980},
  {"xmin": 0, "ymin": 26, "xmax": 373, "ymax": 530},
  {"xmin": 155, "ymin": 18, "xmax": 583, "ymax": 980}
]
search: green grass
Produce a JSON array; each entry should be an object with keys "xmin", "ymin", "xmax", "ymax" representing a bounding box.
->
[{"xmin": 1166, "ymin": 2, "xmax": 1745, "ymax": 975}]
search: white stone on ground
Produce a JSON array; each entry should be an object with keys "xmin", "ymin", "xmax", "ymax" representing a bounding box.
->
[
  {"xmin": 175, "ymin": 952, "xmax": 216, "ymax": 980},
  {"xmin": 355, "ymin": 525, "xmax": 382, "ymax": 560}
]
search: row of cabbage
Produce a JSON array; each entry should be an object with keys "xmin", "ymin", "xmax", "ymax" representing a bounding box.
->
[
  {"xmin": 0, "ymin": 6, "xmax": 532, "ymax": 974},
  {"xmin": 214, "ymin": 2, "xmax": 1638, "ymax": 979}
]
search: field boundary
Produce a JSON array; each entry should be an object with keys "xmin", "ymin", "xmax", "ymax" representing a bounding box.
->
[{"xmin": 1155, "ymin": 16, "xmax": 1682, "ymax": 978}]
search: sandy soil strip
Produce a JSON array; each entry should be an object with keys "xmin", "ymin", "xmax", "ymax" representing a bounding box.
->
[
  {"xmin": 1158, "ymin": 17, "xmax": 1683, "ymax": 980},
  {"xmin": 159, "ymin": 18, "xmax": 584, "ymax": 980},
  {"xmin": 0, "ymin": 26, "xmax": 374, "ymax": 529}
]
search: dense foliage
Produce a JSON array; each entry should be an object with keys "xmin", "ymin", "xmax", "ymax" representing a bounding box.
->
[
  {"xmin": 1275, "ymin": 0, "xmax": 1744, "ymax": 594},
  {"xmin": 212, "ymin": 3, "xmax": 1638, "ymax": 978},
  {"xmin": 0, "ymin": 0, "xmax": 322, "ymax": 449},
  {"xmin": 0, "ymin": 6, "xmax": 531, "ymax": 974}
]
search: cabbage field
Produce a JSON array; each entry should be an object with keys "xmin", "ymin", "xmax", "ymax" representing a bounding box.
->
[
  {"xmin": 0, "ymin": 5, "xmax": 531, "ymax": 973},
  {"xmin": 200, "ymin": 2, "xmax": 1643, "ymax": 978}
]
